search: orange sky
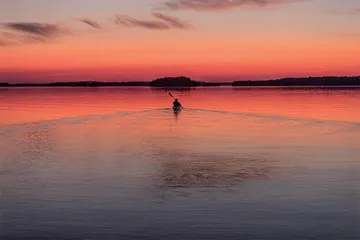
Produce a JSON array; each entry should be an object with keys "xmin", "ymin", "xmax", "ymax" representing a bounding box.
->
[{"xmin": 0, "ymin": 0, "xmax": 359, "ymax": 82}]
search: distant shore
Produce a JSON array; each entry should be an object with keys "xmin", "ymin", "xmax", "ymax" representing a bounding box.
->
[{"xmin": 1, "ymin": 76, "xmax": 359, "ymax": 87}]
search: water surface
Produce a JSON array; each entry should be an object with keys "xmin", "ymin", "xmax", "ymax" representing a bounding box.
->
[{"xmin": 1, "ymin": 87, "xmax": 359, "ymax": 240}]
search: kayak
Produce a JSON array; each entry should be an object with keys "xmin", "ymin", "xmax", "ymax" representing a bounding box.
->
[{"xmin": 173, "ymin": 106, "xmax": 182, "ymax": 112}]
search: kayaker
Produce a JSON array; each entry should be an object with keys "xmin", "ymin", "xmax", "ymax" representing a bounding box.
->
[{"xmin": 173, "ymin": 99, "xmax": 183, "ymax": 109}]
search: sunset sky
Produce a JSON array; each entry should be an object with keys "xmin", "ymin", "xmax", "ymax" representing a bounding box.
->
[{"xmin": 0, "ymin": 0, "xmax": 359, "ymax": 83}]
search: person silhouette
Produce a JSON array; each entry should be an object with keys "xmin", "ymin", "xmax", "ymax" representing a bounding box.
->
[{"xmin": 173, "ymin": 99, "xmax": 183, "ymax": 110}]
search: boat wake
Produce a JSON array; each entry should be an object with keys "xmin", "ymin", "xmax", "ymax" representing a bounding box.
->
[
  {"xmin": 0, "ymin": 109, "xmax": 164, "ymax": 136},
  {"xmin": 1, "ymin": 107, "xmax": 359, "ymax": 137},
  {"xmin": 186, "ymin": 108, "xmax": 360, "ymax": 126}
]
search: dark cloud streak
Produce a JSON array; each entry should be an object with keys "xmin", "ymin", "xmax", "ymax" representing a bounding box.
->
[
  {"xmin": 79, "ymin": 19, "xmax": 101, "ymax": 29},
  {"xmin": 115, "ymin": 15, "xmax": 170, "ymax": 29},
  {"xmin": 152, "ymin": 13, "xmax": 192, "ymax": 29},
  {"xmin": 3, "ymin": 23, "xmax": 67, "ymax": 37},
  {"xmin": 162, "ymin": 0, "xmax": 310, "ymax": 11},
  {"xmin": 114, "ymin": 14, "xmax": 192, "ymax": 30},
  {"xmin": 0, "ymin": 22, "xmax": 71, "ymax": 46}
]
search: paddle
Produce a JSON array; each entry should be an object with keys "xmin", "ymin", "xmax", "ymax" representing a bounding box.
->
[{"xmin": 168, "ymin": 92, "xmax": 175, "ymax": 100}]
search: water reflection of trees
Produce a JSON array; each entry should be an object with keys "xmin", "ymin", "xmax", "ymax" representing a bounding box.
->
[{"xmin": 151, "ymin": 149, "xmax": 271, "ymax": 189}]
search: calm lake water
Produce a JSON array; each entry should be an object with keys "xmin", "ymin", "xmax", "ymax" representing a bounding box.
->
[{"xmin": 0, "ymin": 87, "xmax": 359, "ymax": 240}]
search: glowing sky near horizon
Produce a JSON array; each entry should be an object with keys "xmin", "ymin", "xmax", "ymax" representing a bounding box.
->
[{"xmin": 0, "ymin": 0, "xmax": 359, "ymax": 82}]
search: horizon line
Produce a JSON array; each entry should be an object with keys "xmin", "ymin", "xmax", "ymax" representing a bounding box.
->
[
  {"xmin": 1, "ymin": 75, "xmax": 360, "ymax": 85},
  {"xmin": 1, "ymin": 75, "xmax": 359, "ymax": 87}
]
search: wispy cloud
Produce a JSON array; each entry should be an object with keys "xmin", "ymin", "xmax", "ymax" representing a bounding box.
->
[
  {"xmin": 152, "ymin": 13, "xmax": 192, "ymax": 29},
  {"xmin": 114, "ymin": 13, "xmax": 192, "ymax": 30},
  {"xmin": 0, "ymin": 22, "xmax": 71, "ymax": 46},
  {"xmin": 3, "ymin": 23, "xmax": 68, "ymax": 37},
  {"xmin": 79, "ymin": 19, "xmax": 101, "ymax": 29},
  {"xmin": 115, "ymin": 15, "xmax": 170, "ymax": 29},
  {"xmin": 161, "ymin": 0, "xmax": 310, "ymax": 11}
]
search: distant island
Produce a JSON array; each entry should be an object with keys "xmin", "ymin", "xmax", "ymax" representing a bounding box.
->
[
  {"xmin": 150, "ymin": 76, "xmax": 201, "ymax": 87},
  {"xmin": 1, "ymin": 76, "xmax": 359, "ymax": 87},
  {"xmin": 232, "ymin": 76, "xmax": 360, "ymax": 86}
]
